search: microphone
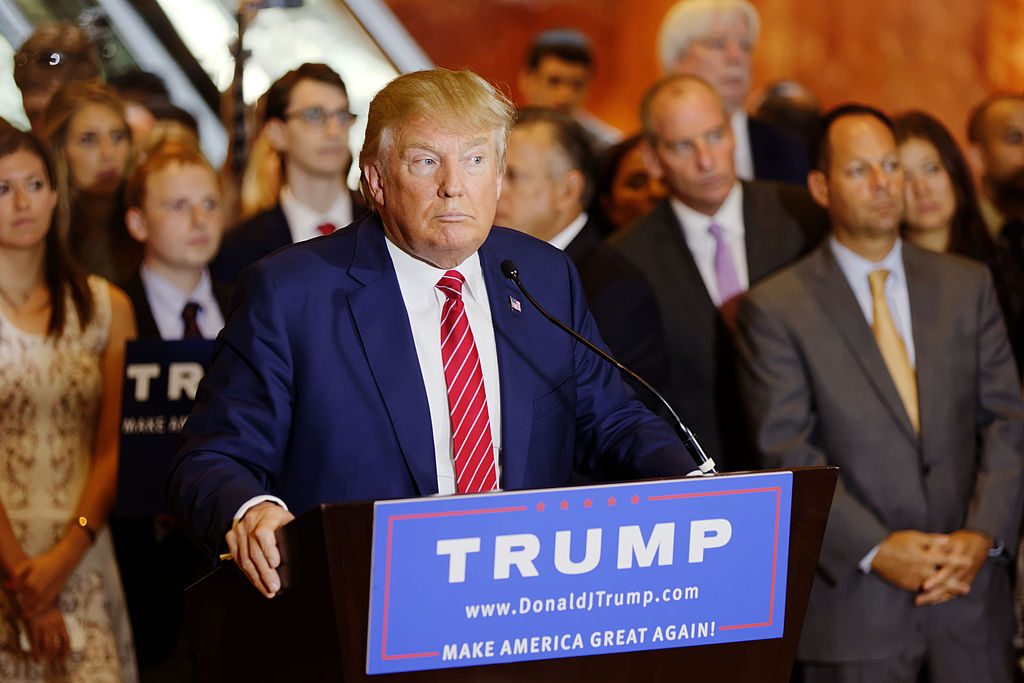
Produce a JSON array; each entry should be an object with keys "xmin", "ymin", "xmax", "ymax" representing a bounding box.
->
[{"xmin": 500, "ymin": 260, "xmax": 716, "ymax": 475}]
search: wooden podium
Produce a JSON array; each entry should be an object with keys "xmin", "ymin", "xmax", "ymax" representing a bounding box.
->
[{"xmin": 186, "ymin": 467, "xmax": 836, "ymax": 682}]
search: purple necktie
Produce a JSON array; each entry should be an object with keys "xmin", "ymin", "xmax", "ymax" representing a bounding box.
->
[{"xmin": 708, "ymin": 222, "xmax": 743, "ymax": 306}]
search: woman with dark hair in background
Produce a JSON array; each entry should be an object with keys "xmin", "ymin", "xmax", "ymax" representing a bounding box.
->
[
  {"xmin": 0, "ymin": 121, "xmax": 137, "ymax": 681},
  {"xmin": 42, "ymin": 81, "xmax": 141, "ymax": 284},
  {"xmin": 895, "ymin": 110, "xmax": 1024, "ymax": 374},
  {"xmin": 595, "ymin": 133, "xmax": 666, "ymax": 231}
]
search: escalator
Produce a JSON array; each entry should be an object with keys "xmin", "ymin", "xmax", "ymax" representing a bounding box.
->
[{"xmin": 0, "ymin": 0, "xmax": 430, "ymax": 168}]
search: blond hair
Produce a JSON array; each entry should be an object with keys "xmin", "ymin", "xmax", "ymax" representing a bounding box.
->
[
  {"xmin": 359, "ymin": 68, "xmax": 515, "ymax": 208},
  {"xmin": 125, "ymin": 142, "xmax": 219, "ymax": 211}
]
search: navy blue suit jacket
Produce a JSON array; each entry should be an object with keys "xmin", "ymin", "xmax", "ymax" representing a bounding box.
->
[
  {"xmin": 169, "ymin": 214, "xmax": 691, "ymax": 554},
  {"xmin": 748, "ymin": 116, "xmax": 809, "ymax": 186},
  {"xmin": 211, "ymin": 190, "xmax": 369, "ymax": 285}
]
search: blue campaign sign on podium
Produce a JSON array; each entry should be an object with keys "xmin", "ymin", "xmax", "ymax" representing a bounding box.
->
[{"xmin": 365, "ymin": 471, "xmax": 792, "ymax": 675}]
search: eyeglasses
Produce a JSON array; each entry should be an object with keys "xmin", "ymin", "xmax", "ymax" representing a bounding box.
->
[{"xmin": 284, "ymin": 106, "xmax": 357, "ymax": 128}]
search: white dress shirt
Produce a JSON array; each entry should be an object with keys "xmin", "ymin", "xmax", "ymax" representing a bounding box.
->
[
  {"xmin": 670, "ymin": 182, "xmax": 749, "ymax": 305},
  {"xmin": 731, "ymin": 110, "xmax": 755, "ymax": 182},
  {"xmin": 385, "ymin": 237, "xmax": 503, "ymax": 495},
  {"xmin": 139, "ymin": 265, "xmax": 225, "ymax": 340},
  {"xmin": 279, "ymin": 185, "xmax": 353, "ymax": 244},
  {"xmin": 547, "ymin": 212, "xmax": 588, "ymax": 252},
  {"xmin": 233, "ymin": 236, "xmax": 504, "ymax": 522}
]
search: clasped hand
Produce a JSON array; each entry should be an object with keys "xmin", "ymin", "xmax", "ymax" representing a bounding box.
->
[
  {"xmin": 3, "ymin": 539, "xmax": 81, "ymax": 662},
  {"xmin": 870, "ymin": 529, "xmax": 991, "ymax": 606}
]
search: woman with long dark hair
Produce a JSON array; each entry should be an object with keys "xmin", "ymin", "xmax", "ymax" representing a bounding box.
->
[
  {"xmin": 42, "ymin": 80, "xmax": 140, "ymax": 284},
  {"xmin": 895, "ymin": 110, "xmax": 1024, "ymax": 374},
  {"xmin": 0, "ymin": 121, "xmax": 137, "ymax": 680}
]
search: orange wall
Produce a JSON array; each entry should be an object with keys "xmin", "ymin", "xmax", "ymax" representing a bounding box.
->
[{"xmin": 383, "ymin": 0, "xmax": 1024, "ymax": 143}]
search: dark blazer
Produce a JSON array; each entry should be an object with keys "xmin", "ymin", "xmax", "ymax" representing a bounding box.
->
[
  {"xmin": 168, "ymin": 214, "xmax": 694, "ymax": 555},
  {"xmin": 115, "ymin": 269, "xmax": 231, "ymax": 675},
  {"xmin": 610, "ymin": 181, "xmax": 827, "ymax": 471},
  {"xmin": 211, "ymin": 189, "xmax": 368, "ymax": 285},
  {"xmin": 748, "ymin": 115, "xmax": 809, "ymax": 186},
  {"xmin": 735, "ymin": 242, "xmax": 1024, "ymax": 663},
  {"xmin": 121, "ymin": 270, "xmax": 233, "ymax": 340},
  {"xmin": 564, "ymin": 216, "xmax": 670, "ymax": 395}
]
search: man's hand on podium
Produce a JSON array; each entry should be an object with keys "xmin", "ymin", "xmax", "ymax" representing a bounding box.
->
[{"xmin": 224, "ymin": 502, "xmax": 295, "ymax": 598}]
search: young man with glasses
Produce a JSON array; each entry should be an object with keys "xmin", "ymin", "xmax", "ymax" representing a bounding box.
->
[{"xmin": 213, "ymin": 63, "xmax": 367, "ymax": 284}]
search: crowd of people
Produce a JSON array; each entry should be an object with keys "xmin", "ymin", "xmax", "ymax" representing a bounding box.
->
[{"xmin": 0, "ymin": 1, "xmax": 1023, "ymax": 681}]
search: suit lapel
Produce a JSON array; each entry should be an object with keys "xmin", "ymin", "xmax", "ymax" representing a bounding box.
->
[
  {"xmin": 903, "ymin": 246, "xmax": 940, "ymax": 456},
  {"xmin": 650, "ymin": 202, "xmax": 718, "ymax": 313},
  {"xmin": 743, "ymin": 182, "xmax": 777, "ymax": 282},
  {"xmin": 347, "ymin": 218, "xmax": 438, "ymax": 495},
  {"xmin": 808, "ymin": 245, "xmax": 919, "ymax": 444},
  {"xmin": 123, "ymin": 272, "xmax": 161, "ymax": 340},
  {"xmin": 478, "ymin": 236, "xmax": 533, "ymax": 490}
]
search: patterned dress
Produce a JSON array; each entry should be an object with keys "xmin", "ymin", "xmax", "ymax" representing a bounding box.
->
[{"xmin": 0, "ymin": 276, "xmax": 137, "ymax": 682}]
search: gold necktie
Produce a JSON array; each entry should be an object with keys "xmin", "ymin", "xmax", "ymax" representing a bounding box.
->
[{"xmin": 868, "ymin": 269, "xmax": 919, "ymax": 433}]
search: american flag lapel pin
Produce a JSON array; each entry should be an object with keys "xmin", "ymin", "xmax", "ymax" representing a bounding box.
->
[{"xmin": 509, "ymin": 296, "xmax": 522, "ymax": 313}]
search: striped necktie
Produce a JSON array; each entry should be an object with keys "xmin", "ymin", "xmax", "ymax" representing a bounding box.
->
[{"xmin": 436, "ymin": 270, "xmax": 497, "ymax": 493}]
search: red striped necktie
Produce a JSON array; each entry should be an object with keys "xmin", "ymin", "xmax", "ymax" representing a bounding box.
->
[{"xmin": 436, "ymin": 270, "xmax": 497, "ymax": 494}]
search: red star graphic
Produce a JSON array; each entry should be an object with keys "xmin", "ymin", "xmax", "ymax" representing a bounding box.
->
[
  {"xmin": 560, "ymin": 500, "xmax": 569, "ymax": 510},
  {"xmin": 631, "ymin": 495, "xmax": 640, "ymax": 504},
  {"xmin": 607, "ymin": 497, "xmax": 617, "ymax": 506},
  {"xmin": 536, "ymin": 502, "xmax": 545, "ymax": 512},
  {"xmin": 584, "ymin": 499, "xmax": 593, "ymax": 508}
]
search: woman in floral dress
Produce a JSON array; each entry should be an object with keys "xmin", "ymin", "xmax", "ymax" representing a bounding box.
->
[{"xmin": 0, "ymin": 121, "xmax": 137, "ymax": 681}]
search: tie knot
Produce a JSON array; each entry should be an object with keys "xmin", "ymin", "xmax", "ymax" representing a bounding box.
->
[
  {"xmin": 317, "ymin": 222, "xmax": 337, "ymax": 236},
  {"xmin": 868, "ymin": 269, "xmax": 890, "ymax": 296},
  {"xmin": 182, "ymin": 301, "xmax": 201, "ymax": 319},
  {"xmin": 707, "ymin": 222, "xmax": 724, "ymax": 240},
  {"xmin": 436, "ymin": 270, "xmax": 466, "ymax": 300}
]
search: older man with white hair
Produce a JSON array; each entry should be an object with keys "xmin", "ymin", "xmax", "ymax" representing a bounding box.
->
[{"xmin": 657, "ymin": 0, "xmax": 809, "ymax": 185}]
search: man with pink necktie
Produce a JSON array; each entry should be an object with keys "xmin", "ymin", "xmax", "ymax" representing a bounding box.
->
[
  {"xmin": 168, "ymin": 69, "xmax": 696, "ymax": 599},
  {"xmin": 612, "ymin": 74, "xmax": 826, "ymax": 472}
]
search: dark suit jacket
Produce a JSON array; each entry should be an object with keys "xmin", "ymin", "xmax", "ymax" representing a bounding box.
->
[
  {"xmin": 748, "ymin": 116, "xmax": 809, "ymax": 186},
  {"xmin": 610, "ymin": 181, "xmax": 827, "ymax": 470},
  {"xmin": 564, "ymin": 216, "xmax": 670, "ymax": 396},
  {"xmin": 120, "ymin": 270, "xmax": 232, "ymax": 340},
  {"xmin": 168, "ymin": 214, "xmax": 694, "ymax": 555},
  {"xmin": 115, "ymin": 269, "xmax": 231, "ymax": 672},
  {"xmin": 735, "ymin": 242, "xmax": 1024, "ymax": 662},
  {"xmin": 211, "ymin": 189, "xmax": 368, "ymax": 285}
]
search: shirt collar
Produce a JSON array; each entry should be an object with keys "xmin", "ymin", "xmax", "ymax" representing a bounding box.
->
[
  {"xmin": 670, "ymin": 181, "xmax": 744, "ymax": 241},
  {"xmin": 279, "ymin": 185, "xmax": 353, "ymax": 242},
  {"xmin": 547, "ymin": 212, "xmax": 589, "ymax": 251},
  {"xmin": 829, "ymin": 236, "xmax": 905, "ymax": 287},
  {"xmin": 384, "ymin": 234, "xmax": 485, "ymax": 305},
  {"xmin": 139, "ymin": 264, "xmax": 217, "ymax": 314}
]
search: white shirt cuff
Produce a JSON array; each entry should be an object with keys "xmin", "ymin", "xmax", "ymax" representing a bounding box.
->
[
  {"xmin": 859, "ymin": 544, "xmax": 881, "ymax": 573},
  {"xmin": 233, "ymin": 495, "xmax": 289, "ymax": 522}
]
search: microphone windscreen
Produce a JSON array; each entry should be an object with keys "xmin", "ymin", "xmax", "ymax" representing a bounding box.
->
[{"xmin": 500, "ymin": 260, "xmax": 518, "ymax": 280}]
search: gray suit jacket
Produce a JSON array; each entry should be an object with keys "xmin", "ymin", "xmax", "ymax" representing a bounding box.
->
[
  {"xmin": 736, "ymin": 241, "xmax": 1024, "ymax": 662},
  {"xmin": 611, "ymin": 180, "xmax": 826, "ymax": 470}
]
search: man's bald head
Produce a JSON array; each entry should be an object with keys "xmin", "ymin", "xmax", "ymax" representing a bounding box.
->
[{"xmin": 640, "ymin": 74, "xmax": 727, "ymax": 142}]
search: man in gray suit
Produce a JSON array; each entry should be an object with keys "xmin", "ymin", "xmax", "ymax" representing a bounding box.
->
[
  {"xmin": 736, "ymin": 104, "xmax": 1024, "ymax": 682},
  {"xmin": 612, "ymin": 74, "xmax": 825, "ymax": 470}
]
